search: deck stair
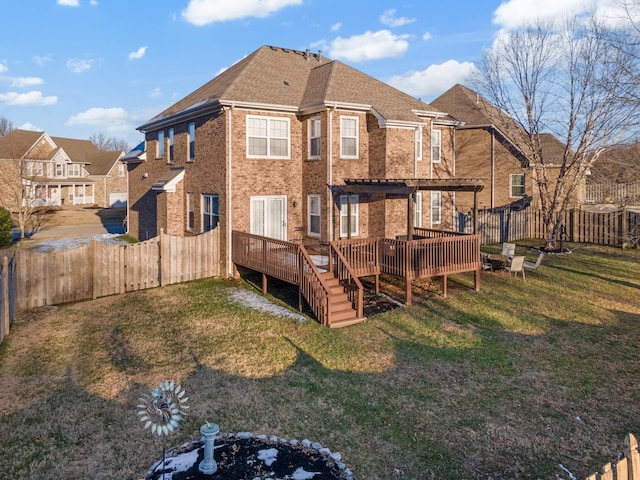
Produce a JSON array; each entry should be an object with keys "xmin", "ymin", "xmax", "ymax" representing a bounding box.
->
[{"xmin": 318, "ymin": 271, "xmax": 365, "ymax": 328}]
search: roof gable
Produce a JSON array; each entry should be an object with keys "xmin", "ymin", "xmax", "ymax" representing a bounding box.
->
[{"xmin": 0, "ymin": 129, "xmax": 50, "ymax": 159}]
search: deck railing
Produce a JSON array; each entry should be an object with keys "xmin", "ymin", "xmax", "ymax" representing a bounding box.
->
[
  {"xmin": 233, "ymin": 231, "xmax": 342, "ymax": 326},
  {"xmin": 232, "ymin": 231, "xmax": 301, "ymax": 285},
  {"xmin": 329, "ymin": 242, "xmax": 364, "ymax": 319},
  {"xmin": 298, "ymin": 248, "xmax": 331, "ymax": 326}
]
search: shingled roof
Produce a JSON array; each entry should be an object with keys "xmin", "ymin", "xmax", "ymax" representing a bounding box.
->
[
  {"xmin": 0, "ymin": 129, "xmax": 47, "ymax": 158},
  {"xmin": 139, "ymin": 45, "xmax": 448, "ymax": 131},
  {"xmin": 432, "ymin": 84, "xmax": 568, "ymax": 165}
]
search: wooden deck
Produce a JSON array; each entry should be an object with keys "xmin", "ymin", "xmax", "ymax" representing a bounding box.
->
[{"xmin": 232, "ymin": 229, "xmax": 481, "ymax": 327}]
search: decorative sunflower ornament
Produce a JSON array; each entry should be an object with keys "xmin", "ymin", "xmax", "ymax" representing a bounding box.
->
[{"xmin": 137, "ymin": 380, "xmax": 189, "ymax": 436}]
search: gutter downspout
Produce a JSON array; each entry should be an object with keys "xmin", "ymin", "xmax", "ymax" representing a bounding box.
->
[
  {"xmin": 227, "ymin": 105, "xmax": 234, "ymax": 276},
  {"xmin": 490, "ymin": 127, "xmax": 495, "ymax": 209},
  {"xmin": 328, "ymin": 105, "xmax": 335, "ymax": 242}
]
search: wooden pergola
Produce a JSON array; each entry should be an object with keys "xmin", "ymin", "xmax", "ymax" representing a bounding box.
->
[{"xmin": 339, "ymin": 178, "xmax": 485, "ymax": 239}]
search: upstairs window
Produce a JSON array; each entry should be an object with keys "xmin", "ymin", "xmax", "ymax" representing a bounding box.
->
[
  {"xmin": 157, "ymin": 130, "xmax": 165, "ymax": 158},
  {"xmin": 309, "ymin": 117, "xmax": 321, "ymax": 158},
  {"xmin": 118, "ymin": 164, "xmax": 125, "ymax": 177},
  {"xmin": 415, "ymin": 127, "xmax": 423, "ymax": 161},
  {"xmin": 188, "ymin": 122, "xmax": 196, "ymax": 161},
  {"xmin": 340, "ymin": 116, "xmax": 359, "ymax": 158},
  {"xmin": 510, "ymin": 174, "xmax": 525, "ymax": 197},
  {"xmin": 168, "ymin": 128, "xmax": 174, "ymax": 163},
  {"xmin": 431, "ymin": 129, "xmax": 441, "ymax": 163},
  {"xmin": 247, "ymin": 116, "xmax": 290, "ymax": 159},
  {"xmin": 68, "ymin": 164, "xmax": 81, "ymax": 177}
]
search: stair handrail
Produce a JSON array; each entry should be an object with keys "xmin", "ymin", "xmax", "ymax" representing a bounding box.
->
[
  {"xmin": 298, "ymin": 246, "xmax": 332, "ymax": 326},
  {"xmin": 329, "ymin": 242, "xmax": 364, "ymax": 319}
]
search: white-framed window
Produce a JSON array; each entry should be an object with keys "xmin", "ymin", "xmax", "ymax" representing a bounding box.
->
[
  {"xmin": 431, "ymin": 129, "xmax": 441, "ymax": 163},
  {"xmin": 55, "ymin": 163, "xmax": 64, "ymax": 177},
  {"xmin": 157, "ymin": 130, "xmax": 165, "ymax": 158},
  {"xmin": 339, "ymin": 194, "xmax": 359, "ymax": 237},
  {"xmin": 510, "ymin": 173, "xmax": 525, "ymax": 197},
  {"xmin": 247, "ymin": 115, "xmax": 290, "ymax": 159},
  {"xmin": 202, "ymin": 194, "xmax": 219, "ymax": 232},
  {"xmin": 187, "ymin": 192, "xmax": 195, "ymax": 231},
  {"xmin": 168, "ymin": 128, "xmax": 175, "ymax": 163},
  {"xmin": 68, "ymin": 164, "xmax": 81, "ymax": 177},
  {"xmin": 415, "ymin": 127, "xmax": 423, "ymax": 161},
  {"xmin": 430, "ymin": 191, "xmax": 442, "ymax": 226},
  {"xmin": 308, "ymin": 117, "xmax": 321, "ymax": 158},
  {"xmin": 340, "ymin": 116, "xmax": 359, "ymax": 158},
  {"xmin": 25, "ymin": 161, "xmax": 44, "ymax": 176},
  {"xmin": 414, "ymin": 191, "xmax": 423, "ymax": 228},
  {"xmin": 308, "ymin": 194, "xmax": 321, "ymax": 237},
  {"xmin": 118, "ymin": 164, "xmax": 125, "ymax": 177},
  {"xmin": 188, "ymin": 122, "xmax": 196, "ymax": 161}
]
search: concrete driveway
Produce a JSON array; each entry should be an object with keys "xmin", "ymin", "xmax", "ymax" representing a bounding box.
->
[{"xmin": 27, "ymin": 207, "xmax": 126, "ymax": 238}]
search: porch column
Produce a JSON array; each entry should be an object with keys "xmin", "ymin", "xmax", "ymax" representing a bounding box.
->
[
  {"xmin": 473, "ymin": 190, "xmax": 479, "ymax": 234},
  {"xmin": 407, "ymin": 190, "xmax": 416, "ymax": 240}
]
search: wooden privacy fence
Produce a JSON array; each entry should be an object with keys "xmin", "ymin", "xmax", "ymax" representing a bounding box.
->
[
  {"xmin": 586, "ymin": 433, "xmax": 639, "ymax": 480},
  {"xmin": 0, "ymin": 254, "xmax": 17, "ymax": 344},
  {"xmin": 14, "ymin": 228, "xmax": 219, "ymax": 311},
  {"xmin": 586, "ymin": 182, "xmax": 640, "ymax": 204},
  {"xmin": 457, "ymin": 207, "xmax": 640, "ymax": 246}
]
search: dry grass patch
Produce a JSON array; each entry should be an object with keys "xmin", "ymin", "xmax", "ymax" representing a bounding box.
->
[{"xmin": 0, "ymin": 243, "xmax": 639, "ymax": 479}]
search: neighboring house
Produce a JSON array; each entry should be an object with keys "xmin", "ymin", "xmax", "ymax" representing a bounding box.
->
[
  {"xmin": 431, "ymin": 84, "xmax": 584, "ymax": 213},
  {"xmin": 0, "ymin": 129, "xmax": 125, "ymax": 208},
  {"xmin": 85, "ymin": 150, "xmax": 127, "ymax": 207},
  {"xmin": 125, "ymin": 45, "xmax": 477, "ymax": 277}
]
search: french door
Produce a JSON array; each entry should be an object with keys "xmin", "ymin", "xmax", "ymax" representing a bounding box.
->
[{"xmin": 250, "ymin": 196, "xmax": 287, "ymax": 240}]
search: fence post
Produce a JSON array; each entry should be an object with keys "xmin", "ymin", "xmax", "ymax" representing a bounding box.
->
[
  {"xmin": 159, "ymin": 228, "xmax": 165, "ymax": 287},
  {"xmin": 91, "ymin": 236, "xmax": 98, "ymax": 300},
  {"xmin": 622, "ymin": 208, "xmax": 629, "ymax": 245},
  {"xmin": 1, "ymin": 256, "xmax": 9, "ymax": 343},
  {"xmin": 626, "ymin": 433, "xmax": 640, "ymax": 479}
]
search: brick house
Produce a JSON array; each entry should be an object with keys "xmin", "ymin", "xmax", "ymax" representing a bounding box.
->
[
  {"xmin": 431, "ymin": 84, "xmax": 584, "ymax": 213},
  {"xmin": 0, "ymin": 129, "xmax": 125, "ymax": 208},
  {"xmin": 126, "ymin": 45, "xmax": 472, "ymax": 277}
]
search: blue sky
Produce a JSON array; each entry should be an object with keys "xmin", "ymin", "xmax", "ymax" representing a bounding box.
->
[{"xmin": 0, "ymin": 0, "xmax": 628, "ymax": 149}]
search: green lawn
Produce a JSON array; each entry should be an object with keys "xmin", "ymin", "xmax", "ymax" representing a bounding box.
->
[{"xmin": 0, "ymin": 242, "xmax": 639, "ymax": 479}]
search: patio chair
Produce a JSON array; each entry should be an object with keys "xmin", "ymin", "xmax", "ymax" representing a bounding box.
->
[
  {"xmin": 501, "ymin": 242, "xmax": 516, "ymax": 258},
  {"xmin": 506, "ymin": 255, "xmax": 526, "ymax": 282},
  {"xmin": 524, "ymin": 251, "xmax": 545, "ymax": 270}
]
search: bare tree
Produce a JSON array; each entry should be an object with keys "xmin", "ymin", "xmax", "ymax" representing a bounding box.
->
[
  {"xmin": 0, "ymin": 148, "xmax": 48, "ymax": 239},
  {"xmin": 89, "ymin": 132, "xmax": 129, "ymax": 152},
  {"xmin": 476, "ymin": 15, "xmax": 639, "ymax": 250},
  {"xmin": 0, "ymin": 116, "xmax": 16, "ymax": 137}
]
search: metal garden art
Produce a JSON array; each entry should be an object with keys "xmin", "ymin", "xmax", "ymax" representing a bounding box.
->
[{"xmin": 138, "ymin": 380, "xmax": 189, "ymax": 479}]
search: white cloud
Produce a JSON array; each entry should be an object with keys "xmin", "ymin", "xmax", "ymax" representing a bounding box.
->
[
  {"xmin": 329, "ymin": 30, "xmax": 410, "ymax": 62},
  {"xmin": 182, "ymin": 0, "xmax": 303, "ymax": 26},
  {"xmin": 33, "ymin": 54, "xmax": 53, "ymax": 66},
  {"xmin": 149, "ymin": 87, "xmax": 162, "ymax": 98},
  {"xmin": 18, "ymin": 122, "xmax": 42, "ymax": 131},
  {"xmin": 0, "ymin": 63, "xmax": 7, "ymax": 73},
  {"xmin": 128, "ymin": 46, "xmax": 148, "ymax": 60},
  {"xmin": 0, "ymin": 91, "xmax": 58, "ymax": 106},
  {"xmin": 380, "ymin": 8, "xmax": 416, "ymax": 27},
  {"xmin": 67, "ymin": 107, "xmax": 129, "ymax": 126},
  {"xmin": 8, "ymin": 77, "xmax": 44, "ymax": 88},
  {"xmin": 57, "ymin": 0, "xmax": 80, "ymax": 6},
  {"xmin": 90, "ymin": 0, "xmax": 98, "ymax": 5},
  {"xmin": 422, "ymin": 32, "xmax": 432, "ymax": 41},
  {"xmin": 388, "ymin": 60, "xmax": 478, "ymax": 100},
  {"xmin": 330, "ymin": 22, "xmax": 342, "ymax": 32},
  {"xmin": 492, "ymin": 0, "xmax": 624, "ymax": 30},
  {"xmin": 67, "ymin": 58, "xmax": 94, "ymax": 73}
]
